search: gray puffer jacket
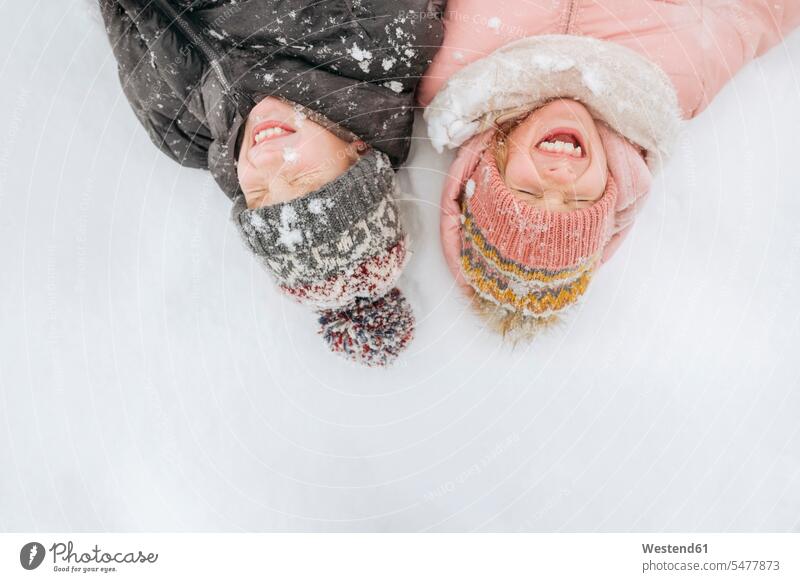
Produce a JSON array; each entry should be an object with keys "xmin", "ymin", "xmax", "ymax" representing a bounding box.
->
[{"xmin": 99, "ymin": 0, "xmax": 445, "ymax": 199}]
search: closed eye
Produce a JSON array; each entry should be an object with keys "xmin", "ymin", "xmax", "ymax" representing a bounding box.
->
[
  {"xmin": 243, "ymin": 187, "xmax": 270, "ymax": 209},
  {"xmin": 513, "ymin": 188, "xmax": 595, "ymax": 206},
  {"xmin": 514, "ymin": 188, "xmax": 543, "ymax": 199}
]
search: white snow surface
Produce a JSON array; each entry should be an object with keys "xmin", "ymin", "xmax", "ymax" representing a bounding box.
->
[{"xmin": 1, "ymin": 3, "xmax": 800, "ymax": 532}]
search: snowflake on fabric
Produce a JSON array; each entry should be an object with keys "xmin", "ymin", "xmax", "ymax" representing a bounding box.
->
[
  {"xmin": 464, "ymin": 179, "xmax": 476, "ymax": 198},
  {"xmin": 248, "ymin": 212, "xmax": 266, "ymax": 231},
  {"xmin": 307, "ymin": 197, "xmax": 334, "ymax": 215},
  {"xmin": 278, "ymin": 206, "xmax": 303, "ymax": 250}
]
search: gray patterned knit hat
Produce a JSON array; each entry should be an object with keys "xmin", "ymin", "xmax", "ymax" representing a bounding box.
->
[{"xmin": 233, "ymin": 150, "xmax": 414, "ymax": 367}]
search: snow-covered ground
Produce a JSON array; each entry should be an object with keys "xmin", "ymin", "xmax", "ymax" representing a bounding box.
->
[{"xmin": 1, "ymin": 3, "xmax": 800, "ymax": 532}]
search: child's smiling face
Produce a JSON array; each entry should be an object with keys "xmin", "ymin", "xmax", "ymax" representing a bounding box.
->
[
  {"xmin": 501, "ymin": 99, "xmax": 608, "ymax": 211},
  {"xmin": 237, "ymin": 97, "xmax": 362, "ymax": 209}
]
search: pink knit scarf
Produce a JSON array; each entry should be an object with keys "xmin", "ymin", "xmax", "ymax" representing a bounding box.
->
[{"xmin": 465, "ymin": 150, "xmax": 619, "ymax": 271}]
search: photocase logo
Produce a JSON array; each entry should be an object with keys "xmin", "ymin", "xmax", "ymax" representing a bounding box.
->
[{"xmin": 20, "ymin": 542, "xmax": 46, "ymax": 570}]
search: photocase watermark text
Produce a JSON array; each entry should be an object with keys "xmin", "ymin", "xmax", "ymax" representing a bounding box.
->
[{"xmin": 49, "ymin": 541, "xmax": 158, "ymax": 565}]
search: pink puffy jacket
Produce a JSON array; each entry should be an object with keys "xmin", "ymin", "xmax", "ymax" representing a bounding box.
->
[
  {"xmin": 419, "ymin": 0, "xmax": 800, "ymax": 115},
  {"xmin": 420, "ymin": 0, "xmax": 800, "ymax": 285}
]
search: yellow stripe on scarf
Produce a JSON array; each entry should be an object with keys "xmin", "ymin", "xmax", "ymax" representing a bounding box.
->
[
  {"xmin": 463, "ymin": 214, "xmax": 595, "ymax": 284},
  {"xmin": 461, "ymin": 254, "xmax": 592, "ymax": 315}
]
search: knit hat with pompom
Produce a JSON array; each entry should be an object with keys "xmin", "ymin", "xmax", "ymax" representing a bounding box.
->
[{"xmin": 233, "ymin": 150, "xmax": 414, "ymax": 367}]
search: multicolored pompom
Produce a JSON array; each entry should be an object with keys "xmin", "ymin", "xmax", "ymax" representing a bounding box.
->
[{"xmin": 317, "ymin": 288, "xmax": 415, "ymax": 367}]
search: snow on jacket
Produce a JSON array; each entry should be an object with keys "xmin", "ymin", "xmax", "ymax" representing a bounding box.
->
[
  {"xmin": 420, "ymin": 0, "xmax": 800, "ymax": 278},
  {"xmin": 419, "ymin": 0, "xmax": 800, "ymax": 117},
  {"xmin": 100, "ymin": 0, "xmax": 445, "ymax": 200}
]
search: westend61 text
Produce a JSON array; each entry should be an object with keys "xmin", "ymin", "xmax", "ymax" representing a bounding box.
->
[{"xmin": 642, "ymin": 543, "xmax": 708, "ymax": 554}]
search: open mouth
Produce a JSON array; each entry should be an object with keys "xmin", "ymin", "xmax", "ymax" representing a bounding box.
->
[
  {"xmin": 535, "ymin": 128, "xmax": 586, "ymax": 158},
  {"xmin": 252, "ymin": 120, "xmax": 296, "ymax": 146}
]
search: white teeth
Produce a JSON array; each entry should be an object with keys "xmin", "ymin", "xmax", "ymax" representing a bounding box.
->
[
  {"xmin": 254, "ymin": 126, "xmax": 289, "ymax": 144},
  {"xmin": 537, "ymin": 139, "xmax": 583, "ymax": 157}
]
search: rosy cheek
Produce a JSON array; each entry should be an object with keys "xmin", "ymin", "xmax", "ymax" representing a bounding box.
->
[{"xmin": 508, "ymin": 156, "xmax": 540, "ymax": 190}]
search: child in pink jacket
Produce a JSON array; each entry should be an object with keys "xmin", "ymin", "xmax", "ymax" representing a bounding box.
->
[{"xmin": 419, "ymin": 0, "xmax": 800, "ymax": 340}]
